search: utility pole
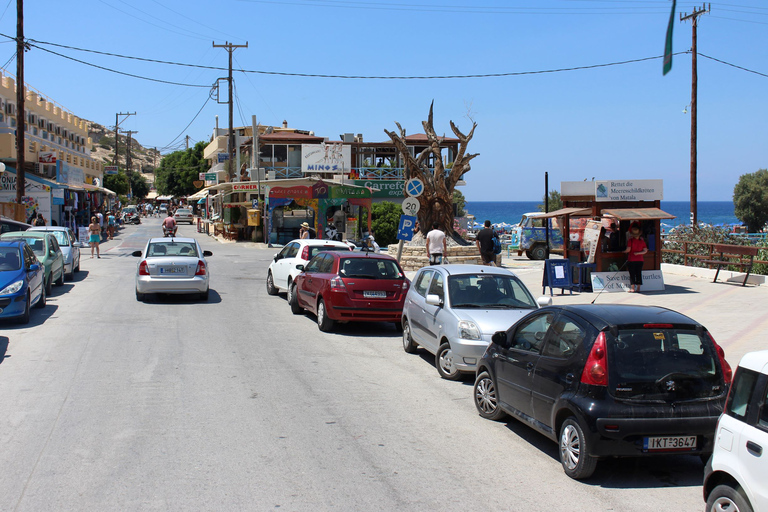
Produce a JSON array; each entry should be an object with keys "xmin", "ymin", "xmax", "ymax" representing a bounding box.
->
[
  {"xmin": 124, "ymin": 130, "xmax": 138, "ymax": 176},
  {"xmin": 212, "ymin": 41, "xmax": 248, "ymax": 181},
  {"xmin": 185, "ymin": 135, "xmax": 190, "ymax": 151},
  {"xmin": 681, "ymin": 3, "xmax": 710, "ymax": 227},
  {"xmin": 15, "ymin": 0, "xmax": 25, "ymax": 203},
  {"xmin": 114, "ymin": 111, "xmax": 136, "ymax": 169}
]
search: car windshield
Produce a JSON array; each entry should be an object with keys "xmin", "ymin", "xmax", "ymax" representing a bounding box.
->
[
  {"xmin": 0, "ymin": 247, "xmax": 22, "ymax": 270},
  {"xmin": 147, "ymin": 241, "xmax": 198, "ymax": 258},
  {"xmin": 448, "ymin": 274, "xmax": 537, "ymax": 309},
  {"xmin": 123, "ymin": 207, "xmax": 137, "ymax": 213},
  {"xmin": 339, "ymin": 258, "xmax": 403, "ymax": 279},
  {"xmin": 22, "ymin": 238, "xmax": 46, "ymax": 257},
  {"xmin": 38, "ymin": 230, "xmax": 69, "ymax": 246},
  {"xmin": 607, "ymin": 328, "xmax": 723, "ymax": 401},
  {"xmin": 308, "ymin": 246, "xmax": 349, "ymax": 259}
]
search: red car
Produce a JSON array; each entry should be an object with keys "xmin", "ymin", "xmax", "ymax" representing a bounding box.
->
[{"xmin": 290, "ymin": 251, "xmax": 409, "ymax": 332}]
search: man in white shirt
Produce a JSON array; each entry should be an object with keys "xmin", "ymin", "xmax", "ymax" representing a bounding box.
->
[{"xmin": 426, "ymin": 222, "xmax": 447, "ymax": 265}]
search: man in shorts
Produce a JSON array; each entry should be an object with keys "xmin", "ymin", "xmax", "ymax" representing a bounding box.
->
[
  {"xmin": 426, "ymin": 222, "xmax": 447, "ymax": 265},
  {"xmin": 475, "ymin": 220, "xmax": 496, "ymax": 266}
]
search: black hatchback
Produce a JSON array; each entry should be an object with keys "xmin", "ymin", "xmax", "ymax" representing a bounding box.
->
[{"xmin": 473, "ymin": 304, "xmax": 732, "ymax": 479}]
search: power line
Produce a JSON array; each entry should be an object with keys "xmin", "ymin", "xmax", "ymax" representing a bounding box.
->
[
  {"xmin": 160, "ymin": 91, "xmax": 214, "ymax": 151},
  {"xmin": 699, "ymin": 52, "xmax": 768, "ymax": 78}
]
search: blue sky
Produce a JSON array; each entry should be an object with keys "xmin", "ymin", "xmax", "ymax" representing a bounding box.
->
[{"xmin": 1, "ymin": 0, "xmax": 765, "ymax": 201}]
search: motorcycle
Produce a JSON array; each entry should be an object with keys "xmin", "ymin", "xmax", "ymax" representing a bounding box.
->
[
  {"xmin": 123, "ymin": 212, "xmax": 141, "ymax": 225},
  {"xmin": 163, "ymin": 224, "xmax": 177, "ymax": 237}
]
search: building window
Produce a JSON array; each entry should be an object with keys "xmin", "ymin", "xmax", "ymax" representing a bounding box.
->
[
  {"xmin": 42, "ymin": 131, "xmax": 48, "ymax": 140},
  {"xmin": 32, "ymin": 127, "xmax": 38, "ymax": 136}
]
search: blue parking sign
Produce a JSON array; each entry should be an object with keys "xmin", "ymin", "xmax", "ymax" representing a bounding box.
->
[{"xmin": 397, "ymin": 215, "xmax": 417, "ymax": 241}]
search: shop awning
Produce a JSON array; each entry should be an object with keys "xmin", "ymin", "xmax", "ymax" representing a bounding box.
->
[
  {"xmin": 601, "ymin": 208, "xmax": 676, "ymax": 220},
  {"xmin": 538, "ymin": 207, "xmax": 592, "ymax": 218},
  {"xmin": 188, "ymin": 189, "xmax": 209, "ymax": 201}
]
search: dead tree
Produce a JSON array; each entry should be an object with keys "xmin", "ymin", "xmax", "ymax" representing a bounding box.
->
[{"xmin": 384, "ymin": 102, "xmax": 478, "ymax": 242}]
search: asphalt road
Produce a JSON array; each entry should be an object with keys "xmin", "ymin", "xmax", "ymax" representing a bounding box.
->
[{"xmin": 0, "ymin": 219, "xmax": 707, "ymax": 511}]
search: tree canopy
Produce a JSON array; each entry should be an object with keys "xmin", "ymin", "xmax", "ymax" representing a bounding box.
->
[
  {"xmin": 733, "ymin": 169, "xmax": 768, "ymax": 233},
  {"xmin": 155, "ymin": 141, "xmax": 208, "ymax": 197},
  {"xmin": 130, "ymin": 173, "xmax": 150, "ymax": 199},
  {"xmin": 103, "ymin": 172, "xmax": 129, "ymax": 196},
  {"xmin": 537, "ymin": 190, "xmax": 563, "ymax": 213}
]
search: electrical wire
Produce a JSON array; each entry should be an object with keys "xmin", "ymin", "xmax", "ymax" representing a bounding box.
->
[
  {"xmin": 0, "ymin": 0, "xmax": 12, "ymax": 22},
  {"xmin": 160, "ymin": 90, "xmax": 215, "ymax": 151},
  {"xmin": 699, "ymin": 52, "xmax": 768, "ymax": 78}
]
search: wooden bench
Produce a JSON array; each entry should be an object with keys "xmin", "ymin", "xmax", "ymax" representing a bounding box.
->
[{"xmin": 701, "ymin": 243, "xmax": 759, "ymax": 286}]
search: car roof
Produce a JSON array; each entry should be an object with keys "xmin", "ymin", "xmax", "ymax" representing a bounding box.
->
[
  {"xmin": 0, "ymin": 215, "xmax": 32, "ymax": 227},
  {"xmin": 288, "ymin": 239, "xmax": 349, "ymax": 247},
  {"xmin": 28, "ymin": 226, "xmax": 70, "ymax": 232},
  {"xmin": 735, "ymin": 350, "xmax": 768, "ymax": 374},
  {"xmin": 147, "ymin": 237, "xmax": 198, "ymax": 244},
  {"xmin": 0, "ymin": 240, "xmax": 25, "ymax": 248},
  {"xmin": 1, "ymin": 231, "xmax": 46, "ymax": 239},
  {"xmin": 537, "ymin": 304, "xmax": 701, "ymax": 331},
  {"xmin": 329, "ymin": 251, "xmax": 397, "ymax": 261},
  {"xmin": 422, "ymin": 264, "xmax": 518, "ymax": 278}
]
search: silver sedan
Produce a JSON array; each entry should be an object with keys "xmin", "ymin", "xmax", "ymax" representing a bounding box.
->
[{"xmin": 132, "ymin": 237, "xmax": 212, "ymax": 301}]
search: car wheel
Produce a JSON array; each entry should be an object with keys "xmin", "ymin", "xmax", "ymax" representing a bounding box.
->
[
  {"xmin": 136, "ymin": 289, "xmax": 145, "ymax": 302},
  {"xmin": 474, "ymin": 371, "xmax": 506, "ymax": 420},
  {"xmin": 436, "ymin": 342, "xmax": 462, "ymax": 380},
  {"xmin": 706, "ymin": 484, "xmax": 753, "ymax": 512},
  {"xmin": 56, "ymin": 268, "xmax": 65, "ymax": 286},
  {"xmin": 74, "ymin": 258, "xmax": 80, "ymax": 273},
  {"xmin": 18, "ymin": 292, "xmax": 30, "ymax": 324},
  {"xmin": 200, "ymin": 289, "xmax": 209, "ymax": 301},
  {"xmin": 35, "ymin": 284, "xmax": 46, "ymax": 309},
  {"xmin": 289, "ymin": 284, "xmax": 302, "ymax": 315},
  {"xmin": 45, "ymin": 274, "xmax": 52, "ymax": 296},
  {"xmin": 317, "ymin": 299, "xmax": 335, "ymax": 332},
  {"xmin": 530, "ymin": 244, "xmax": 547, "ymax": 260},
  {"xmin": 402, "ymin": 320, "xmax": 418, "ymax": 353},
  {"xmin": 559, "ymin": 417, "xmax": 597, "ymax": 479},
  {"xmin": 266, "ymin": 271, "xmax": 278, "ymax": 296}
]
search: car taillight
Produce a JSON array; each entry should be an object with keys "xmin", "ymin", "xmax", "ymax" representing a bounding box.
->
[
  {"xmin": 301, "ymin": 246, "xmax": 310, "ymax": 260},
  {"xmin": 707, "ymin": 331, "xmax": 732, "ymax": 385},
  {"xmin": 330, "ymin": 276, "xmax": 346, "ymax": 290},
  {"xmin": 581, "ymin": 332, "xmax": 608, "ymax": 387},
  {"xmin": 139, "ymin": 260, "xmax": 150, "ymax": 275},
  {"xmin": 643, "ymin": 323, "xmax": 674, "ymax": 329},
  {"xmin": 195, "ymin": 260, "xmax": 206, "ymax": 276},
  {"xmin": 401, "ymin": 279, "xmax": 409, "ymax": 291}
]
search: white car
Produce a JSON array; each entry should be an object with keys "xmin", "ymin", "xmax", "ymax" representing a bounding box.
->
[
  {"xmin": 28, "ymin": 226, "xmax": 81, "ymax": 279},
  {"xmin": 132, "ymin": 237, "xmax": 212, "ymax": 301},
  {"xmin": 174, "ymin": 208, "xmax": 194, "ymax": 224},
  {"xmin": 266, "ymin": 239, "xmax": 351, "ymax": 298},
  {"xmin": 704, "ymin": 350, "xmax": 768, "ymax": 512}
]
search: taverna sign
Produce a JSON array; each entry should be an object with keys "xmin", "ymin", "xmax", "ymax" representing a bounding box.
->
[{"xmin": 595, "ymin": 179, "xmax": 663, "ymax": 202}]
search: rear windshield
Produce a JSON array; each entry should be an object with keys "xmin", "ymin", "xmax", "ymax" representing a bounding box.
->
[
  {"xmin": 448, "ymin": 274, "xmax": 537, "ymax": 309},
  {"xmin": 0, "ymin": 247, "xmax": 21, "ymax": 270},
  {"xmin": 607, "ymin": 328, "xmax": 724, "ymax": 401},
  {"xmin": 147, "ymin": 241, "xmax": 198, "ymax": 257},
  {"xmin": 308, "ymin": 246, "xmax": 350, "ymax": 259},
  {"xmin": 339, "ymin": 258, "xmax": 404, "ymax": 279},
  {"xmin": 176, "ymin": 209, "xmax": 191, "ymax": 215}
]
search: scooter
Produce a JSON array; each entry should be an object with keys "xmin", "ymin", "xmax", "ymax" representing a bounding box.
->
[
  {"xmin": 163, "ymin": 225, "xmax": 177, "ymax": 237},
  {"xmin": 123, "ymin": 212, "xmax": 141, "ymax": 225}
]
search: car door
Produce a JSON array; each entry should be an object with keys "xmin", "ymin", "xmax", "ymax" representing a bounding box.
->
[
  {"xmin": 406, "ymin": 269, "xmax": 434, "ymax": 346},
  {"xmin": 748, "ymin": 377, "xmax": 768, "ymax": 510},
  {"xmin": 23, "ymin": 244, "xmax": 43, "ymax": 302},
  {"xmin": 49, "ymin": 236, "xmax": 64, "ymax": 279},
  {"xmin": 531, "ymin": 314, "xmax": 590, "ymax": 430},
  {"xmin": 495, "ymin": 311, "xmax": 555, "ymax": 419},
  {"xmin": 419, "ymin": 271, "xmax": 445, "ymax": 354},
  {"xmin": 68, "ymin": 229, "xmax": 80, "ymax": 270},
  {"xmin": 273, "ymin": 242, "xmax": 298, "ymax": 290},
  {"xmin": 297, "ymin": 253, "xmax": 327, "ymax": 313}
]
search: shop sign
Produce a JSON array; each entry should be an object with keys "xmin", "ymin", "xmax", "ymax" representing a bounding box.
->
[
  {"xmin": 104, "ymin": 166, "xmax": 118, "ymax": 175},
  {"xmin": 52, "ymin": 188, "xmax": 65, "ymax": 205},
  {"xmin": 330, "ymin": 185, "xmax": 370, "ymax": 199},
  {"xmin": 232, "ymin": 183, "xmax": 262, "ymax": 191},
  {"xmin": 302, "ymin": 143, "xmax": 351, "ymax": 174},
  {"xmin": 270, "ymin": 185, "xmax": 312, "ymax": 199},
  {"xmin": 353, "ymin": 180, "xmax": 404, "ymax": 198},
  {"xmin": 57, "ymin": 161, "xmax": 85, "ymax": 186},
  {"xmin": 217, "ymin": 153, "xmax": 229, "ymax": 163},
  {"xmin": 582, "ymin": 220, "xmax": 602, "ymax": 263},
  {"xmin": 595, "ymin": 179, "xmax": 663, "ymax": 202},
  {"xmin": 591, "ymin": 271, "xmax": 665, "ymax": 292},
  {"xmin": 204, "ymin": 173, "xmax": 217, "ymax": 181},
  {"xmin": 39, "ymin": 152, "xmax": 57, "ymax": 164}
]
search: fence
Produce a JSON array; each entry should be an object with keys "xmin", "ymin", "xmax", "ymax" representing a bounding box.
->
[
  {"xmin": 661, "ymin": 240, "xmax": 768, "ymax": 268},
  {"xmin": 0, "ymin": 202, "xmax": 25, "ymax": 222}
]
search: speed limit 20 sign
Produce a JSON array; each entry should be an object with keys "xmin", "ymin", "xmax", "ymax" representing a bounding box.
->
[{"xmin": 401, "ymin": 197, "xmax": 420, "ymax": 216}]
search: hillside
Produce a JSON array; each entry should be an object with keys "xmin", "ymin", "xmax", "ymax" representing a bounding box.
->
[{"xmin": 88, "ymin": 122, "xmax": 161, "ymax": 175}]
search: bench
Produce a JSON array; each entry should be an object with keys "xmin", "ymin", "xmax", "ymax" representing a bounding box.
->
[{"xmin": 701, "ymin": 243, "xmax": 759, "ymax": 286}]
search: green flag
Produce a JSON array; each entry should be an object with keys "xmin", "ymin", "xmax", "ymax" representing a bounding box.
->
[{"xmin": 663, "ymin": 0, "xmax": 677, "ymax": 75}]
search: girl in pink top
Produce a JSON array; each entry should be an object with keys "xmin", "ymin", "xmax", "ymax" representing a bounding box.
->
[{"xmin": 624, "ymin": 225, "xmax": 648, "ymax": 292}]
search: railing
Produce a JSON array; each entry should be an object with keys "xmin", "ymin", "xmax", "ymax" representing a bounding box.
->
[
  {"xmin": 265, "ymin": 166, "xmax": 303, "ymax": 179},
  {"xmin": 355, "ymin": 167, "xmax": 404, "ymax": 179},
  {"xmin": 661, "ymin": 240, "xmax": 768, "ymax": 268}
]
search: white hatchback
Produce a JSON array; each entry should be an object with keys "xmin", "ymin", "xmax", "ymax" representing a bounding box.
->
[
  {"xmin": 704, "ymin": 350, "xmax": 768, "ymax": 512},
  {"xmin": 266, "ymin": 239, "xmax": 351, "ymax": 298}
]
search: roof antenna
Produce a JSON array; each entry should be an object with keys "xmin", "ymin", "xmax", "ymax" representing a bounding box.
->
[{"xmin": 591, "ymin": 260, "xmax": 628, "ymax": 304}]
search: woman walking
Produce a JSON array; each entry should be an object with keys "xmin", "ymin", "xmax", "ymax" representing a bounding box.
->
[
  {"xmin": 624, "ymin": 224, "xmax": 647, "ymax": 292},
  {"xmin": 88, "ymin": 216, "xmax": 101, "ymax": 258}
]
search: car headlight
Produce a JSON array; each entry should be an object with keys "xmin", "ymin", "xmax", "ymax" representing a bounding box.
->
[
  {"xmin": 0, "ymin": 280, "xmax": 24, "ymax": 295},
  {"xmin": 458, "ymin": 320, "xmax": 481, "ymax": 340}
]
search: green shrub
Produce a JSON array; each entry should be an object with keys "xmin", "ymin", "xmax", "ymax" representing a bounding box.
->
[
  {"xmin": 371, "ymin": 201, "xmax": 401, "ymax": 248},
  {"xmin": 662, "ymin": 225, "xmax": 767, "ymax": 275}
]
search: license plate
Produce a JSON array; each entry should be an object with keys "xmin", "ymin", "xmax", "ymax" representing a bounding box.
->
[
  {"xmin": 160, "ymin": 266, "xmax": 186, "ymax": 274},
  {"xmin": 363, "ymin": 290, "xmax": 386, "ymax": 298},
  {"xmin": 643, "ymin": 436, "xmax": 697, "ymax": 452}
]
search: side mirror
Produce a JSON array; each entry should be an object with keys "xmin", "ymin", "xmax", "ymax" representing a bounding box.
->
[
  {"xmin": 425, "ymin": 294, "xmax": 443, "ymax": 307},
  {"xmin": 491, "ymin": 331, "xmax": 508, "ymax": 346},
  {"xmin": 295, "ymin": 264, "xmax": 305, "ymax": 271},
  {"xmin": 273, "ymin": 253, "xmax": 281, "ymax": 262},
  {"xmin": 537, "ymin": 296, "xmax": 553, "ymax": 307},
  {"xmin": 73, "ymin": 242, "xmax": 82, "ymax": 248},
  {"xmin": 132, "ymin": 250, "xmax": 143, "ymax": 257},
  {"xmin": 29, "ymin": 263, "xmax": 41, "ymax": 272},
  {"xmin": 203, "ymin": 250, "xmax": 213, "ymax": 257}
]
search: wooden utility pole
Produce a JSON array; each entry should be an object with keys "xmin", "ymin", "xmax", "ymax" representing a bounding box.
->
[
  {"xmin": 15, "ymin": 0, "xmax": 25, "ymax": 203},
  {"xmin": 681, "ymin": 3, "xmax": 710, "ymax": 227},
  {"xmin": 114, "ymin": 111, "xmax": 136, "ymax": 168},
  {"xmin": 124, "ymin": 130, "xmax": 138, "ymax": 175},
  {"xmin": 213, "ymin": 41, "xmax": 248, "ymax": 181}
]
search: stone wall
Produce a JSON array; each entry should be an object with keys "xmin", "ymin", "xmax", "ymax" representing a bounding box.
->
[{"xmin": 389, "ymin": 243, "xmax": 501, "ymax": 271}]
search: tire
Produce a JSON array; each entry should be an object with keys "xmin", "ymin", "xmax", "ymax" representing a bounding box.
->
[
  {"xmin": 530, "ymin": 244, "xmax": 547, "ymax": 261},
  {"xmin": 56, "ymin": 267, "xmax": 65, "ymax": 286},
  {"xmin": 136, "ymin": 289, "xmax": 145, "ymax": 302},
  {"xmin": 559, "ymin": 417, "xmax": 598, "ymax": 479},
  {"xmin": 474, "ymin": 371, "xmax": 507, "ymax": 420},
  {"xmin": 706, "ymin": 484, "xmax": 753, "ymax": 512},
  {"xmin": 45, "ymin": 274, "xmax": 52, "ymax": 296},
  {"xmin": 35, "ymin": 284, "xmax": 46, "ymax": 309},
  {"xmin": 289, "ymin": 284, "xmax": 302, "ymax": 314},
  {"xmin": 266, "ymin": 271, "xmax": 278, "ymax": 296},
  {"xmin": 402, "ymin": 320, "xmax": 418, "ymax": 353},
  {"xmin": 18, "ymin": 293, "xmax": 30, "ymax": 324},
  {"xmin": 436, "ymin": 342, "xmax": 462, "ymax": 380},
  {"xmin": 74, "ymin": 258, "xmax": 80, "ymax": 273},
  {"xmin": 200, "ymin": 289, "xmax": 209, "ymax": 301},
  {"xmin": 316, "ymin": 299, "xmax": 335, "ymax": 332}
]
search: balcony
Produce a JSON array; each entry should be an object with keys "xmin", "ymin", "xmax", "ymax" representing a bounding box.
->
[
  {"xmin": 354, "ymin": 167, "xmax": 404, "ymax": 180},
  {"xmin": 265, "ymin": 166, "xmax": 302, "ymax": 179}
]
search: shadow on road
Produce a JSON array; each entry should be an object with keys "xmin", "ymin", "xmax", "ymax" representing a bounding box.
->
[
  {"xmin": 0, "ymin": 303, "xmax": 59, "ymax": 330},
  {"xmin": 138, "ymin": 289, "xmax": 222, "ymax": 305},
  {"xmin": 0, "ymin": 336, "xmax": 8, "ymax": 364}
]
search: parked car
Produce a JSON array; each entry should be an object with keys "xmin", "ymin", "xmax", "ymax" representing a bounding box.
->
[
  {"xmin": 132, "ymin": 237, "xmax": 212, "ymax": 301},
  {"xmin": 28, "ymin": 226, "xmax": 81, "ymax": 280},
  {"xmin": 173, "ymin": 208, "xmax": 194, "ymax": 224},
  {"xmin": 473, "ymin": 304, "xmax": 732, "ymax": 479},
  {"xmin": 0, "ymin": 231, "xmax": 65, "ymax": 296},
  {"xmin": 0, "ymin": 215, "xmax": 31, "ymax": 234},
  {"xmin": 402, "ymin": 265, "xmax": 552, "ymax": 380},
  {"xmin": 266, "ymin": 239, "xmax": 351, "ymax": 297},
  {"xmin": 0, "ymin": 240, "xmax": 46, "ymax": 323},
  {"xmin": 290, "ymin": 251, "xmax": 409, "ymax": 332},
  {"xmin": 703, "ymin": 350, "xmax": 768, "ymax": 512}
]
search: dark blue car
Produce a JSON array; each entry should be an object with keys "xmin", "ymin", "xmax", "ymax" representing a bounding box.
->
[{"xmin": 0, "ymin": 240, "xmax": 46, "ymax": 323}]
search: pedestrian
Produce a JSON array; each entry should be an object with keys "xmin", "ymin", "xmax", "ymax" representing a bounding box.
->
[
  {"xmin": 88, "ymin": 216, "xmax": 101, "ymax": 258},
  {"xmin": 96, "ymin": 210, "xmax": 104, "ymax": 241},
  {"xmin": 475, "ymin": 220, "xmax": 497, "ymax": 266},
  {"xmin": 426, "ymin": 222, "xmax": 447, "ymax": 265},
  {"xmin": 34, "ymin": 213, "xmax": 46, "ymax": 226},
  {"xmin": 107, "ymin": 211, "xmax": 116, "ymax": 240},
  {"xmin": 299, "ymin": 222, "xmax": 311, "ymax": 239},
  {"xmin": 363, "ymin": 234, "xmax": 380, "ymax": 253},
  {"xmin": 624, "ymin": 223, "xmax": 648, "ymax": 292}
]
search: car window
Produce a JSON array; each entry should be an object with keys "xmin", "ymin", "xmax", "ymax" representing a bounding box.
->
[
  {"xmin": 147, "ymin": 241, "xmax": 198, "ymax": 257},
  {"xmin": 23, "ymin": 244, "xmax": 36, "ymax": 266},
  {"xmin": 759, "ymin": 383, "xmax": 768, "ymax": 430},
  {"xmin": 286, "ymin": 242, "xmax": 300, "ymax": 258},
  {"xmin": 428, "ymin": 272, "xmax": 444, "ymax": 300},
  {"xmin": 0, "ymin": 247, "xmax": 22, "ymax": 270},
  {"xmin": 68, "ymin": 230, "xmax": 76, "ymax": 245},
  {"xmin": 413, "ymin": 270, "xmax": 434, "ymax": 297},
  {"xmin": 510, "ymin": 313, "xmax": 555, "ymax": 353},
  {"xmin": 277, "ymin": 245, "xmax": 292, "ymax": 259},
  {"xmin": 49, "ymin": 237, "xmax": 60, "ymax": 252},
  {"xmin": 543, "ymin": 316, "xmax": 586, "ymax": 358},
  {"xmin": 318, "ymin": 254, "xmax": 335, "ymax": 273},
  {"xmin": 339, "ymin": 258, "xmax": 402, "ymax": 279},
  {"xmin": 27, "ymin": 238, "xmax": 45, "ymax": 256},
  {"xmin": 40, "ymin": 230, "xmax": 69, "ymax": 246},
  {"xmin": 726, "ymin": 368, "xmax": 759, "ymax": 421},
  {"xmin": 448, "ymin": 274, "xmax": 537, "ymax": 309},
  {"xmin": 304, "ymin": 255, "xmax": 322, "ymax": 273},
  {"xmin": 308, "ymin": 245, "xmax": 350, "ymax": 259}
]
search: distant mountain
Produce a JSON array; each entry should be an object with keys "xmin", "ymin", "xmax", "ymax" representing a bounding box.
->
[{"xmin": 88, "ymin": 122, "xmax": 161, "ymax": 175}]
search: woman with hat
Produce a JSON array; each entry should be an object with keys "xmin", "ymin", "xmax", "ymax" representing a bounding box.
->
[{"xmin": 299, "ymin": 222, "xmax": 311, "ymax": 239}]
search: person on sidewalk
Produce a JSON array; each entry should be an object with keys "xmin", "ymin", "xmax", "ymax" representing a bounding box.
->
[
  {"xmin": 299, "ymin": 222, "xmax": 311, "ymax": 239},
  {"xmin": 88, "ymin": 216, "xmax": 101, "ymax": 258},
  {"xmin": 624, "ymin": 224, "xmax": 648, "ymax": 292},
  {"xmin": 426, "ymin": 222, "xmax": 447, "ymax": 265},
  {"xmin": 475, "ymin": 220, "xmax": 496, "ymax": 266}
]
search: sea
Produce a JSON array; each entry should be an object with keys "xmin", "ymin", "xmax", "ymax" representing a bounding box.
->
[{"xmin": 464, "ymin": 201, "xmax": 740, "ymax": 228}]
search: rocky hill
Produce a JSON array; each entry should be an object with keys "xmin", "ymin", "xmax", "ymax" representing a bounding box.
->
[{"xmin": 89, "ymin": 122, "xmax": 161, "ymax": 175}]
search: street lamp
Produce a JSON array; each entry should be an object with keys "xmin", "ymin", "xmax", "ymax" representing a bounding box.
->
[{"xmin": 0, "ymin": 162, "xmax": 6, "ymax": 178}]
